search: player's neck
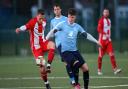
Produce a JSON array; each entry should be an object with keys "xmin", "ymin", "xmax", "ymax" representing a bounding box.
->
[
  {"xmin": 55, "ymin": 15, "xmax": 62, "ymax": 18},
  {"xmin": 103, "ymin": 16, "xmax": 108, "ymax": 19},
  {"xmin": 68, "ymin": 20, "xmax": 75, "ymax": 26}
]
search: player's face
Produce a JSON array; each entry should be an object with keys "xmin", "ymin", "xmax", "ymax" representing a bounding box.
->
[
  {"xmin": 68, "ymin": 14, "xmax": 76, "ymax": 24},
  {"xmin": 37, "ymin": 14, "xmax": 44, "ymax": 24},
  {"xmin": 103, "ymin": 9, "xmax": 109, "ymax": 18},
  {"xmin": 54, "ymin": 6, "xmax": 61, "ymax": 16}
]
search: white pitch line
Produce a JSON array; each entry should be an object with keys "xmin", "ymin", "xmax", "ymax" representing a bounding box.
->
[
  {"xmin": 90, "ymin": 84, "xmax": 128, "ymax": 88},
  {"xmin": 0, "ymin": 87, "xmax": 68, "ymax": 89},
  {"xmin": 0, "ymin": 85, "xmax": 128, "ymax": 89},
  {"xmin": 0, "ymin": 76, "xmax": 128, "ymax": 80}
]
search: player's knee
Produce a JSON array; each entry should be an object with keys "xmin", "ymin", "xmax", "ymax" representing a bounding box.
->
[
  {"xmin": 48, "ymin": 41, "xmax": 55, "ymax": 49},
  {"xmin": 72, "ymin": 60, "xmax": 81, "ymax": 69},
  {"xmin": 81, "ymin": 63, "xmax": 89, "ymax": 72},
  {"xmin": 98, "ymin": 54, "xmax": 103, "ymax": 58},
  {"xmin": 109, "ymin": 52, "xmax": 114, "ymax": 56},
  {"xmin": 36, "ymin": 56, "xmax": 46, "ymax": 66}
]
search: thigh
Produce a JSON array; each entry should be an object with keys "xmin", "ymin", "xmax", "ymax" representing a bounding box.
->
[
  {"xmin": 107, "ymin": 42, "xmax": 114, "ymax": 54},
  {"xmin": 73, "ymin": 51, "xmax": 85, "ymax": 67},
  {"xmin": 98, "ymin": 41, "xmax": 107, "ymax": 57},
  {"xmin": 32, "ymin": 48, "xmax": 44, "ymax": 59},
  {"xmin": 42, "ymin": 40, "xmax": 49, "ymax": 51},
  {"xmin": 46, "ymin": 41, "xmax": 55, "ymax": 50},
  {"xmin": 61, "ymin": 51, "xmax": 76, "ymax": 65}
]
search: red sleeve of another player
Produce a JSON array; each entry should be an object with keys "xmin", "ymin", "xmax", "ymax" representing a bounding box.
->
[{"xmin": 97, "ymin": 18, "xmax": 103, "ymax": 33}]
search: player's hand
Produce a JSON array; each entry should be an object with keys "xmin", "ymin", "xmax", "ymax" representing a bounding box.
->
[
  {"xmin": 97, "ymin": 42, "xmax": 102, "ymax": 48},
  {"xmin": 15, "ymin": 28, "xmax": 20, "ymax": 34},
  {"xmin": 43, "ymin": 38, "xmax": 48, "ymax": 42},
  {"xmin": 46, "ymin": 63, "xmax": 51, "ymax": 73}
]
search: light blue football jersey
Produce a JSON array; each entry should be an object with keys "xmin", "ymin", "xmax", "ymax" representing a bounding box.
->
[
  {"xmin": 55, "ymin": 21, "xmax": 86, "ymax": 52},
  {"xmin": 50, "ymin": 15, "xmax": 67, "ymax": 47}
]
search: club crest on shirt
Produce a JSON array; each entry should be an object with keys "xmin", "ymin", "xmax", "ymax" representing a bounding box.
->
[{"xmin": 68, "ymin": 31, "xmax": 74, "ymax": 38}]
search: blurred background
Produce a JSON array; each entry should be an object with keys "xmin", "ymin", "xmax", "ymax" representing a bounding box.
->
[{"xmin": 0, "ymin": 0, "xmax": 128, "ymax": 56}]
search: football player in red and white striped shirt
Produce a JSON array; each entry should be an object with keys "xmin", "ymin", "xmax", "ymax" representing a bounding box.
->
[
  {"xmin": 97, "ymin": 8, "xmax": 121, "ymax": 75},
  {"xmin": 15, "ymin": 9, "xmax": 55, "ymax": 89}
]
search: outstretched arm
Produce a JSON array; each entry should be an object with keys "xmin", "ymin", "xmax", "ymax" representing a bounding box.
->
[
  {"xmin": 81, "ymin": 32, "xmax": 101, "ymax": 47},
  {"xmin": 15, "ymin": 25, "xmax": 27, "ymax": 34},
  {"xmin": 45, "ymin": 29, "xmax": 58, "ymax": 40}
]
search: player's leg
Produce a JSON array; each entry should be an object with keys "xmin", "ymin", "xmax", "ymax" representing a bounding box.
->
[
  {"xmin": 57, "ymin": 45, "xmax": 76, "ymax": 85},
  {"xmin": 47, "ymin": 41, "xmax": 55, "ymax": 63},
  {"xmin": 46, "ymin": 41, "xmax": 55, "ymax": 73},
  {"xmin": 80, "ymin": 63, "xmax": 89, "ymax": 89},
  {"xmin": 72, "ymin": 60, "xmax": 89, "ymax": 89},
  {"xmin": 97, "ymin": 46, "xmax": 105, "ymax": 75},
  {"xmin": 72, "ymin": 51, "xmax": 89, "ymax": 89},
  {"xmin": 36, "ymin": 56, "xmax": 51, "ymax": 89},
  {"xmin": 72, "ymin": 67, "xmax": 79, "ymax": 84},
  {"xmin": 65, "ymin": 63, "xmax": 76, "ymax": 84},
  {"xmin": 61, "ymin": 51, "xmax": 77, "ymax": 88},
  {"xmin": 73, "ymin": 51, "xmax": 83, "ymax": 84},
  {"xmin": 107, "ymin": 42, "xmax": 121, "ymax": 74},
  {"xmin": 33, "ymin": 49, "xmax": 51, "ymax": 89}
]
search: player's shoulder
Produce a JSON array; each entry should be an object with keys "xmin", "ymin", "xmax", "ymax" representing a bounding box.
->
[
  {"xmin": 99, "ymin": 17, "xmax": 104, "ymax": 21},
  {"xmin": 50, "ymin": 17, "xmax": 56, "ymax": 24},
  {"xmin": 61, "ymin": 15, "xmax": 67, "ymax": 19},
  {"xmin": 98, "ymin": 16, "xmax": 104, "ymax": 23},
  {"xmin": 28, "ymin": 17, "xmax": 37, "ymax": 23},
  {"xmin": 26, "ymin": 17, "xmax": 37, "ymax": 26},
  {"xmin": 58, "ymin": 21, "xmax": 66, "ymax": 26},
  {"xmin": 74, "ymin": 23, "xmax": 81, "ymax": 27},
  {"xmin": 51, "ymin": 18, "xmax": 55, "ymax": 22}
]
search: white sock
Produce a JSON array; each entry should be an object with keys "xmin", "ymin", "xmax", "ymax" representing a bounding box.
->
[{"xmin": 44, "ymin": 81, "xmax": 49, "ymax": 85}]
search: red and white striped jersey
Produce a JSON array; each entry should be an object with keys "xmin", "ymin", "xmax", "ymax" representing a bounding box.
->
[
  {"xmin": 20, "ymin": 17, "xmax": 46, "ymax": 50},
  {"xmin": 97, "ymin": 16, "xmax": 111, "ymax": 42}
]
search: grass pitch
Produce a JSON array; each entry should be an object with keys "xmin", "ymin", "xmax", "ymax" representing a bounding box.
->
[{"xmin": 0, "ymin": 53, "xmax": 127, "ymax": 89}]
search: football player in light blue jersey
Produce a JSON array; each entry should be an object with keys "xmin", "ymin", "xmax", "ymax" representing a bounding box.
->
[
  {"xmin": 46, "ymin": 8, "xmax": 101, "ymax": 89},
  {"xmin": 50, "ymin": 5, "xmax": 67, "ymax": 47},
  {"xmin": 50, "ymin": 4, "xmax": 78, "ymax": 88}
]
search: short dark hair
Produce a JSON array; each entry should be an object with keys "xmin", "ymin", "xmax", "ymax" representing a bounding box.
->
[
  {"xmin": 53, "ymin": 3, "xmax": 61, "ymax": 8},
  {"xmin": 37, "ymin": 9, "xmax": 44, "ymax": 15},
  {"xmin": 68, "ymin": 8, "xmax": 76, "ymax": 16}
]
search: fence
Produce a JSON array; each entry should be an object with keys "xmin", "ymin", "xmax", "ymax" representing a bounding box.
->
[{"xmin": 0, "ymin": 28, "xmax": 128, "ymax": 56}]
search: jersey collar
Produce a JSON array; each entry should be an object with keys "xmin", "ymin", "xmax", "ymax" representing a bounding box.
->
[
  {"xmin": 55, "ymin": 15, "xmax": 63, "ymax": 19},
  {"xmin": 67, "ymin": 21, "xmax": 75, "ymax": 26}
]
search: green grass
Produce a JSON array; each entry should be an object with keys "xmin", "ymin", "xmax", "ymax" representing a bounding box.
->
[{"xmin": 0, "ymin": 53, "xmax": 128, "ymax": 89}]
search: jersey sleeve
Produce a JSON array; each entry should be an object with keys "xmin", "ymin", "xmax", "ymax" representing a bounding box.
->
[
  {"xmin": 54, "ymin": 21, "xmax": 64, "ymax": 31},
  {"xmin": 78, "ymin": 25, "xmax": 86, "ymax": 33},
  {"xmin": 97, "ymin": 18, "xmax": 103, "ymax": 33}
]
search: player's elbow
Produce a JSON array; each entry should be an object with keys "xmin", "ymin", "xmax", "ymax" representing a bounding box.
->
[
  {"xmin": 81, "ymin": 32, "xmax": 87, "ymax": 38},
  {"xmin": 53, "ymin": 29, "xmax": 58, "ymax": 33}
]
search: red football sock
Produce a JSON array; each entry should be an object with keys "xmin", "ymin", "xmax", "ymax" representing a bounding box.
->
[
  {"xmin": 98, "ymin": 56, "xmax": 102, "ymax": 71},
  {"xmin": 40, "ymin": 70, "xmax": 48, "ymax": 82},
  {"xmin": 110, "ymin": 55, "xmax": 117, "ymax": 69},
  {"xmin": 48, "ymin": 49, "xmax": 55, "ymax": 64}
]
